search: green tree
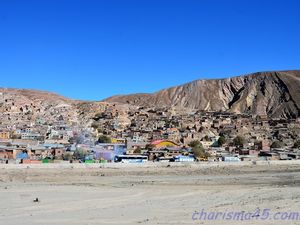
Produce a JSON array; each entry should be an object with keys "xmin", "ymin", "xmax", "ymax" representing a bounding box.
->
[
  {"xmin": 63, "ymin": 152, "xmax": 73, "ymax": 160},
  {"xmin": 203, "ymin": 135, "xmax": 210, "ymax": 141},
  {"xmin": 271, "ymin": 141, "xmax": 283, "ymax": 149},
  {"xmin": 73, "ymin": 148, "xmax": 87, "ymax": 160},
  {"xmin": 133, "ymin": 147, "xmax": 142, "ymax": 154},
  {"xmin": 189, "ymin": 140, "xmax": 202, "ymax": 148},
  {"xmin": 233, "ymin": 136, "xmax": 245, "ymax": 147},
  {"xmin": 218, "ymin": 136, "xmax": 226, "ymax": 147},
  {"xmin": 91, "ymin": 122, "xmax": 99, "ymax": 130},
  {"xmin": 192, "ymin": 146, "xmax": 210, "ymax": 159},
  {"xmin": 98, "ymin": 135, "xmax": 111, "ymax": 143},
  {"xmin": 145, "ymin": 144, "xmax": 155, "ymax": 150},
  {"xmin": 188, "ymin": 140, "xmax": 210, "ymax": 159},
  {"xmin": 293, "ymin": 140, "xmax": 300, "ymax": 149}
]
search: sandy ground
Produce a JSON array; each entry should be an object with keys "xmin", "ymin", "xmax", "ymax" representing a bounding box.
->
[{"xmin": 0, "ymin": 162, "xmax": 300, "ymax": 225}]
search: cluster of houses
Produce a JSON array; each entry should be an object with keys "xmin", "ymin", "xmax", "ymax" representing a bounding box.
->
[
  {"xmin": 92, "ymin": 106, "xmax": 300, "ymax": 146},
  {"xmin": 1, "ymin": 105, "xmax": 300, "ymax": 163},
  {"xmin": 0, "ymin": 134, "xmax": 299, "ymax": 164}
]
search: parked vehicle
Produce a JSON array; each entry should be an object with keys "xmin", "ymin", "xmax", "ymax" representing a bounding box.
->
[{"xmin": 114, "ymin": 155, "xmax": 148, "ymax": 163}]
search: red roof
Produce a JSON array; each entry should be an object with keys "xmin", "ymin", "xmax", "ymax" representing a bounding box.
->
[{"xmin": 151, "ymin": 140, "xmax": 165, "ymax": 145}]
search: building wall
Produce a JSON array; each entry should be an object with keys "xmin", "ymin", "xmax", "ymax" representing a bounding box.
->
[{"xmin": 0, "ymin": 132, "xmax": 10, "ymax": 139}]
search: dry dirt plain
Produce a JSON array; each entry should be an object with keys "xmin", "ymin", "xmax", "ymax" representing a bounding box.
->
[{"xmin": 0, "ymin": 162, "xmax": 300, "ymax": 225}]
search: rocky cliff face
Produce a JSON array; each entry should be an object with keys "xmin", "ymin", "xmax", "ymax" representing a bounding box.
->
[{"xmin": 105, "ymin": 70, "xmax": 300, "ymax": 118}]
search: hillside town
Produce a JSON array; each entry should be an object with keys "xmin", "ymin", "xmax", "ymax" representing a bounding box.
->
[{"xmin": 1, "ymin": 102, "xmax": 300, "ymax": 164}]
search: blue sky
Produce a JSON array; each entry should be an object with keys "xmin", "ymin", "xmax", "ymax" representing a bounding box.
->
[{"xmin": 0, "ymin": 0, "xmax": 299, "ymax": 100}]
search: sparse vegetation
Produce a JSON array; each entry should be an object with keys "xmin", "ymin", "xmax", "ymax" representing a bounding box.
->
[
  {"xmin": 98, "ymin": 135, "xmax": 111, "ymax": 143},
  {"xmin": 233, "ymin": 136, "xmax": 245, "ymax": 147},
  {"xmin": 293, "ymin": 140, "xmax": 300, "ymax": 149},
  {"xmin": 133, "ymin": 147, "xmax": 142, "ymax": 154},
  {"xmin": 218, "ymin": 136, "xmax": 226, "ymax": 147},
  {"xmin": 270, "ymin": 141, "xmax": 283, "ymax": 149},
  {"xmin": 145, "ymin": 144, "xmax": 155, "ymax": 150},
  {"xmin": 73, "ymin": 148, "xmax": 87, "ymax": 160},
  {"xmin": 189, "ymin": 140, "xmax": 202, "ymax": 148},
  {"xmin": 63, "ymin": 152, "xmax": 73, "ymax": 160},
  {"xmin": 188, "ymin": 140, "xmax": 210, "ymax": 159},
  {"xmin": 192, "ymin": 146, "xmax": 210, "ymax": 159}
]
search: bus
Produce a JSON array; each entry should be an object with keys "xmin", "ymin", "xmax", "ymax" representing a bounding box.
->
[
  {"xmin": 114, "ymin": 155, "xmax": 148, "ymax": 163},
  {"xmin": 173, "ymin": 155, "xmax": 195, "ymax": 162}
]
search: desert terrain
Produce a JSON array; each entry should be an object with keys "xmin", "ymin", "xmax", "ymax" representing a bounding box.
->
[{"xmin": 0, "ymin": 162, "xmax": 300, "ymax": 225}]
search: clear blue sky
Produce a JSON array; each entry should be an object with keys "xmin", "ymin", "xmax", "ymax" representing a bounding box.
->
[{"xmin": 0, "ymin": 0, "xmax": 299, "ymax": 100}]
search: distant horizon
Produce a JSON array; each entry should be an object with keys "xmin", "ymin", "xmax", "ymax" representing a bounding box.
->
[
  {"xmin": 1, "ymin": 69, "xmax": 299, "ymax": 101},
  {"xmin": 1, "ymin": 0, "xmax": 299, "ymax": 100}
]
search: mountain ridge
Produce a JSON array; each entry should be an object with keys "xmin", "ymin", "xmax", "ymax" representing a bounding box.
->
[
  {"xmin": 104, "ymin": 70, "xmax": 300, "ymax": 98},
  {"xmin": 104, "ymin": 70, "xmax": 300, "ymax": 118},
  {"xmin": 1, "ymin": 70, "xmax": 300, "ymax": 121}
]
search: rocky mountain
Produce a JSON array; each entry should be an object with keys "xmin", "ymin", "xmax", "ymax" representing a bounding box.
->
[
  {"xmin": 1, "ymin": 70, "xmax": 300, "ymax": 125},
  {"xmin": 104, "ymin": 70, "xmax": 300, "ymax": 118},
  {"xmin": 0, "ymin": 88, "xmax": 107, "ymax": 127}
]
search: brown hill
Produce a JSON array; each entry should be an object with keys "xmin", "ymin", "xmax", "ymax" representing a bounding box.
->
[
  {"xmin": 0, "ymin": 88, "xmax": 107, "ymax": 127},
  {"xmin": 104, "ymin": 70, "xmax": 300, "ymax": 118}
]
